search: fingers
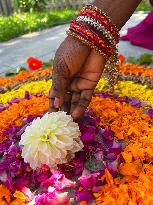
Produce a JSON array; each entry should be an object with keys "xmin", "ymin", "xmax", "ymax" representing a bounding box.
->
[
  {"xmin": 60, "ymin": 92, "xmax": 72, "ymax": 113},
  {"xmin": 49, "ymin": 88, "xmax": 58, "ymax": 112},
  {"xmin": 49, "ymin": 57, "xmax": 70, "ymax": 112},
  {"xmin": 70, "ymin": 92, "xmax": 80, "ymax": 114},
  {"xmin": 71, "ymin": 89, "xmax": 94, "ymax": 121}
]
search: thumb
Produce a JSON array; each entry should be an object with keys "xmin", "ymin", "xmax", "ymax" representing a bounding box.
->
[{"xmin": 49, "ymin": 57, "xmax": 70, "ymax": 112}]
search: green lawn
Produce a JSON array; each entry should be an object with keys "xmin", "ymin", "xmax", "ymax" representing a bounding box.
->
[{"xmin": 0, "ymin": 9, "xmax": 77, "ymax": 41}]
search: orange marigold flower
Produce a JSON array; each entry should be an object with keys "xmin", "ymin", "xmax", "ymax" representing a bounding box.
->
[
  {"xmin": 0, "ymin": 184, "xmax": 11, "ymax": 204},
  {"xmin": 119, "ymin": 160, "xmax": 143, "ymax": 176},
  {"xmin": 0, "ymin": 95, "xmax": 49, "ymax": 143},
  {"xmin": 94, "ymin": 168, "xmax": 153, "ymax": 205},
  {"xmin": 80, "ymin": 201, "xmax": 88, "ymax": 205},
  {"xmin": 119, "ymin": 63, "xmax": 153, "ymax": 79},
  {"xmin": 0, "ymin": 68, "xmax": 52, "ymax": 88}
]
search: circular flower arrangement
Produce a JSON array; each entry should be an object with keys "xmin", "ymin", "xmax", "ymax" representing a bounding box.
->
[{"xmin": 0, "ymin": 56, "xmax": 153, "ymax": 205}]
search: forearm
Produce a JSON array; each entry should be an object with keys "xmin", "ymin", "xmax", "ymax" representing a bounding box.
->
[{"xmin": 93, "ymin": 0, "xmax": 142, "ymax": 29}]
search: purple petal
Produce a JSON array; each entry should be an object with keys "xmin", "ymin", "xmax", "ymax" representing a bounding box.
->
[
  {"xmin": 97, "ymin": 92, "xmax": 110, "ymax": 98},
  {"xmin": 118, "ymin": 154, "xmax": 125, "ymax": 164},
  {"xmin": 128, "ymin": 97, "xmax": 141, "ymax": 108},
  {"xmin": 23, "ymin": 115, "xmax": 41, "ymax": 124},
  {"xmin": 76, "ymin": 190, "xmax": 93, "ymax": 203},
  {"xmin": 8, "ymin": 98, "xmax": 20, "ymax": 105},
  {"xmin": 16, "ymin": 124, "xmax": 30, "ymax": 137},
  {"xmin": 105, "ymin": 152, "xmax": 117, "ymax": 160},
  {"xmin": 15, "ymin": 175, "xmax": 30, "ymax": 190},
  {"xmin": 147, "ymin": 109, "xmax": 153, "ymax": 118},
  {"xmin": 0, "ymin": 104, "xmax": 7, "ymax": 112},
  {"xmin": 105, "ymin": 160, "xmax": 118, "ymax": 177},
  {"xmin": 109, "ymin": 140, "xmax": 122, "ymax": 154},
  {"xmin": 101, "ymin": 128, "xmax": 114, "ymax": 140},
  {"xmin": 81, "ymin": 130, "xmax": 95, "ymax": 142},
  {"xmin": 75, "ymin": 151, "xmax": 86, "ymax": 162},
  {"xmin": 79, "ymin": 170, "xmax": 99, "ymax": 189},
  {"xmin": 2, "ymin": 125, "xmax": 19, "ymax": 136},
  {"xmin": 72, "ymin": 160, "xmax": 84, "ymax": 175},
  {"xmin": 24, "ymin": 91, "xmax": 31, "ymax": 100}
]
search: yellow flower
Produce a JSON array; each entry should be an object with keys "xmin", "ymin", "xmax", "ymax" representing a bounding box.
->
[
  {"xmin": 0, "ymin": 80, "xmax": 52, "ymax": 104},
  {"xmin": 11, "ymin": 191, "xmax": 26, "ymax": 205},
  {"xmin": 114, "ymin": 81, "xmax": 153, "ymax": 106},
  {"xmin": 96, "ymin": 79, "xmax": 153, "ymax": 106}
]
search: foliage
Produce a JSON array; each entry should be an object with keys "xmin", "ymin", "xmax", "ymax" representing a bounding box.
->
[
  {"xmin": 43, "ymin": 59, "xmax": 54, "ymax": 67},
  {"xmin": 13, "ymin": 0, "xmax": 50, "ymax": 12},
  {"xmin": 136, "ymin": 0, "xmax": 152, "ymax": 11},
  {"xmin": 0, "ymin": 10, "xmax": 77, "ymax": 41},
  {"xmin": 127, "ymin": 53, "xmax": 153, "ymax": 65}
]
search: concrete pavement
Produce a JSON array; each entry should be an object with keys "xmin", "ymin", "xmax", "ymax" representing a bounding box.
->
[{"xmin": 0, "ymin": 13, "xmax": 153, "ymax": 75}]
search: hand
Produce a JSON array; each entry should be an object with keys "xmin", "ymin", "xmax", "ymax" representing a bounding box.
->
[{"xmin": 49, "ymin": 36, "xmax": 105, "ymax": 120}]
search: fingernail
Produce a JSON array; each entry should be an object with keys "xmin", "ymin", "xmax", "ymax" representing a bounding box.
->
[
  {"xmin": 72, "ymin": 112, "xmax": 79, "ymax": 121},
  {"xmin": 54, "ymin": 98, "xmax": 60, "ymax": 109}
]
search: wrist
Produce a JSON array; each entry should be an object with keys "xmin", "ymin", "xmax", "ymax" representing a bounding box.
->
[{"xmin": 93, "ymin": 0, "xmax": 142, "ymax": 30}]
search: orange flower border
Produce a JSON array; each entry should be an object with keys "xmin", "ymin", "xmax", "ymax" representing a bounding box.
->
[
  {"xmin": 89, "ymin": 96, "xmax": 153, "ymax": 204},
  {"xmin": 0, "ymin": 68, "xmax": 52, "ymax": 91},
  {"xmin": 119, "ymin": 63, "xmax": 153, "ymax": 79},
  {"xmin": 0, "ymin": 95, "xmax": 48, "ymax": 143}
]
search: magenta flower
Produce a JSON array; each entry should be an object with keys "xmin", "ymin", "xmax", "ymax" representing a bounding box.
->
[
  {"xmin": 79, "ymin": 169, "xmax": 99, "ymax": 189},
  {"xmin": 35, "ymin": 188, "xmax": 70, "ymax": 205},
  {"xmin": 76, "ymin": 190, "xmax": 93, "ymax": 203},
  {"xmin": 24, "ymin": 91, "xmax": 31, "ymax": 100},
  {"xmin": 21, "ymin": 186, "xmax": 34, "ymax": 202},
  {"xmin": 101, "ymin": 128, "xmax": 114, "ymax": 140},
  {"xmin": 41, "ymin": 171, "xmax": 76, "ymax": 191},
  {"xmin": 8, "ymin": 98, "xmax": 20, "ymax": 105},
  {"xmin": 0, "ymin": 104, "xmax": 8, "ymax": 112},
  {"xmin": 147, "ymin": 109, "xmax": 153, "ymax": 118},
  {"xmin": 105, "ymin": 159, "xmax": 119, "ymax": 177}
]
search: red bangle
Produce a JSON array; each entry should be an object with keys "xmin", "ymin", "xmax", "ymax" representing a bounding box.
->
[
  {"xmin": 80, "ymin": 5, "xmax": 119, "ymax": 41},
  {"xmin": 67, "ymin": 5, "xmax": 120, "ymax": 89},
  {"xmin": 82, "ymin": 5, "xmax": 119, "ymax": 38},
  {"xmin": 78, "ymin": 10, "xmax": 119, "ymax": 43},
  {"xmin": 70, "ymin": 21, "xmax": 116, "ymax": 57}
]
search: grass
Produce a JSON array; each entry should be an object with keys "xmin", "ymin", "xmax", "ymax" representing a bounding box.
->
[{"xmin": 0, "ymin": 9, "xmax": 78, "ymax": 41}]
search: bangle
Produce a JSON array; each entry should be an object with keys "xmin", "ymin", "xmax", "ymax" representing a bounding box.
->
[
  {"xmin": 82, "ymin": 5, "xmax": 119, "ymax": 39},
  {"xmin": 67, "ymin": 5, "xmax": 120, "ymax": 89},
  {"xmin": 69, "ymin": 21, "xmax": 117, "ymax": 57},
  {"xmin": 76, "ymin": 15, "xmax": 117, "ymax": 47},
  {"xmin": 79, "ymin": 5, "xmax": 119, "ymax": 42}
]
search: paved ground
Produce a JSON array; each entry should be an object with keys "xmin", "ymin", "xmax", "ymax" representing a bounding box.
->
[{"xmin": 0, "ymin": 13, "xmax": 153, "ymax": 75}]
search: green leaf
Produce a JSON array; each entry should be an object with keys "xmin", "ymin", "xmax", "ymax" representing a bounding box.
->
[
  {"xmin": 43, "ymin": 59, "xmax": 54, "ymax": 67},
  {"xmin": 127, "ymin": 56, "xmax": 138, "ymax": 64},
  {"xmin": 5, "ymin": 67, "xmax": 27, "ymax": 76},
  {"xmin": 127, "ymin": 54, "xmax": 153, "ymax": 65},
  {"xmin": 16, "ymin": 67, "xmax": 27, "ymax": 73},
  {"xmin": 5, "ymin": 71, "xmax": 17, "ymax": 76},
  {"xmin": 137, "ymin": 53, "xmax": 153, "ymax": 65}
]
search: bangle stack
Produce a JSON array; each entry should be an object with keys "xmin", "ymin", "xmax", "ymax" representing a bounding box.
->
[{"xmin": 67, "ymin": 5, "xmax": 120, "ymax": 89}]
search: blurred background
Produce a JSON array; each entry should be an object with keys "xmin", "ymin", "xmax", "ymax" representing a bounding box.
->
[{"xmin": 0, "ymin": 0, "xmax": 152, "ymax": 74}]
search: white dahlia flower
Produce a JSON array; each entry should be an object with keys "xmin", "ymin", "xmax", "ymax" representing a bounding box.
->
[{"xmin": 19, "ymin": 112, "xmax": 83, "ymax": 170}]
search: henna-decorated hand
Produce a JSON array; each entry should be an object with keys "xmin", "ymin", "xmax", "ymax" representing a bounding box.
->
[{"xmin": 49, "ymin": 36, "xmax": 105, "ymax": 120}]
